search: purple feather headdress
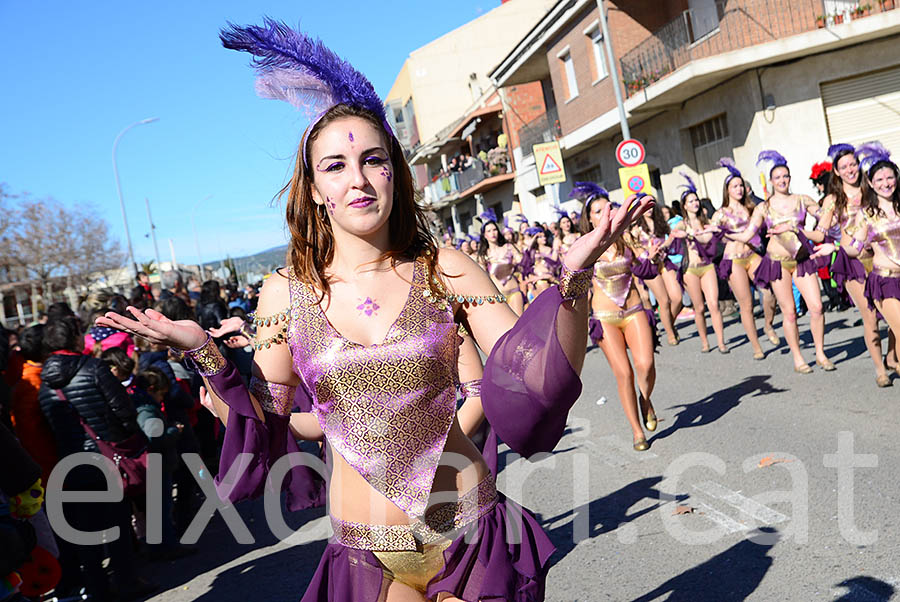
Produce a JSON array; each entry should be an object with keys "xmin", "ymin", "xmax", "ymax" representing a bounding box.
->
[
  {"xmin": 678, "ymin": 172, "xmax": 698, "ymax": 199},
  {"xmin": 479, "ymin": 208, "xmax": 498, "ymax": 223},
  {"xmin": 524, "ymin": 226, "xmax": 544, "ymax": 236},
  {"xmin": 569, "ymin": 181, "xmax": 608, "ymax": 203},
  {"xmin": 756, "ymin": 150, "xmax": 788, "ymax": 171},
  {"xmin": 220, "ymin": 19, "xmax": 390, "ymax": 166},
  {"xmin": 856, "ymin": 141, "xmax": 894, "ymax": 173},
  {"xmin": 718, "ymin": 157, "xmax": 742, "ymax": 182},
  {"xmin": 827, "ymin": 143, "xmax": 855, "ymax": 162},
  {"xmin": 468, "ymin": 234, "xmax": 480, "ymax": 243},
  {"xmin": 553, "ymin": 205, "xmax": 569, "ymax": 220}
]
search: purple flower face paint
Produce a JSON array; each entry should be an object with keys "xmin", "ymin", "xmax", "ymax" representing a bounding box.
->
[
  {"xmin": 356, "ymin": 297, "xmax": 380, "ymax": 317},
  {"xmin": 348, "ymin": 131, "xmax": 354, "ymax": 142},
  {"xmin": 380, "ymin": 166, "xmax": 392, "ymax": 182},
  {"xmin": 325, "ymin": 196, "xmax": 336, "ymax": 213}
]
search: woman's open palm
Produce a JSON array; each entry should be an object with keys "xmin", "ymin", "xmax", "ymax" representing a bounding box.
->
[{"xmin": 95, "ymin": 307, "xmax": 207, "ymax": 350}]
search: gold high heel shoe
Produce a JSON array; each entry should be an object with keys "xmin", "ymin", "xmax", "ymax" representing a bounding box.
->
[
  {"xmin": 876, "ymin": 373, "xmax": 892, "ymax": 388},
  {"xmin": 816, "ymin": 359, "xmax": 837, "ymax": 372},
  {"xmin": 764, "ymin": 328, "xmax": 779, "ymax": 346},
  {"xmin": 633, "ymin": 437, "xmax": 650, "ymax": 452},
  {"xmin": 640, "ymin": 397, "xmax": 658, "ymax": 432},
  {"xmin": 794, "ymin": 363, "xmax": 813, "ymax": 374},
  {"xmin": 753, "ymin": 350, "xmax": 765, "ymax": 360}
]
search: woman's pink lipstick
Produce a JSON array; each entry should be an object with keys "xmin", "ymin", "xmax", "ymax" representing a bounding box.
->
[{"xmin": 349, "ymin": 196, "xmax": 376, "ymax": 208}]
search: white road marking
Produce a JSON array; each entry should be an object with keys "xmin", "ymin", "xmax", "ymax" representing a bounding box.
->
[
  {"xmin": 694, "ymin": 500, "xmax": 750, "ymax": 533},
  {"xmin": 693, "ymin": 481, "xmax": 788, "ymax": 525}
]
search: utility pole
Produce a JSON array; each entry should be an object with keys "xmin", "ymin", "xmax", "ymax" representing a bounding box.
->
[
  {"xmin": 144, "ymin": 198, "xmax": 162, "ymax": 274},
  {"xmin": 598, "ymin": 0, "xmax": 631, "ymax": 140}
]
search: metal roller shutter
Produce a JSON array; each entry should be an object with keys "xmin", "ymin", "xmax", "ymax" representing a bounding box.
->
[{"xmin": 821, "ymin": 66, "xmax": 900, "ymax": 153}]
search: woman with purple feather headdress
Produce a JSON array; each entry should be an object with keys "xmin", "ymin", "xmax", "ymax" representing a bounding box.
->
[
  {"xmin": 818, "ymin": 143, "xmax": 894, "ymax": 386},
  {"xmin": 726, "ymin": 150, "xmax": 835, "ymax": 373},
  {"xmin": 91, "ymin": 19, "xmax": 654, "ymax": 602},
  {"xmin": 523, "ymin": 226, "xmax": 561, "ymax": 301},
  {"xmin": 578, "ymin": 188, "xmax": 661, "ymax": 452},
  {"xmin": 709, "ymin": 158, "xmax": 779, "ymax": 359},
  {"xmin": 835, "ymin": 140, "xmax": 900, "ymax": 374},
  {"xmin": 476, "ymin": 209, "xmax": 526, "ymax": 315},
  {"xmin": 553, "ymin": 195, "xmax": 583, "ymax": 265},
  {"xmin": 670, "ymin": 172, "xmax": 730, "ymax": 353}
]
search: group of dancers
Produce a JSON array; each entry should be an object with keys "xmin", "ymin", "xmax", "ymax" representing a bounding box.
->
[{"xmin": 457, "ymin": 142, "xmax": 900, "ymax": 453}]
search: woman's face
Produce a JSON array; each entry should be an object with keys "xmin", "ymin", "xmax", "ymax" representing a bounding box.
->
[
  {"xmin": 771, "ymin": 166, "xmax": 791, "ymax": 194},
  {"xmin": 836, "ymin": 153, "xmax": 860, "ymax": 187},
  {"xmin": 870, "ymin": 166, "xmax": 897, "ymax": 199},
  {"xmin": 537, "ymin": 232, "xmax": 547, "ymax": 246},
  {"xmin": 588, "ymin": 197, "xmax": 610, "ymax": 229},
  {"xmin": 309, "ymin": 116, "xmax": 394, "ymax": 238},
  {"xmin": 484, "ymin": 222, "xmax": 499, "ymax": 244},
  {"xmin": 559, "ymin": 217, "xmax": 572, "ymax": 234},
  {"xmin": 728, "ymin": 177, "xmax": 745, "ymax": 202},
  {"xmin": 518, "ymin": 221, "xmax": 528, "ymax": 235},
  {"xmin": 683, "ymin": 193, "xmax": 700, "ymax": 215},
  {"xmin": 661, "ymin": 206, "xmax": 671, "ymax": 220},
  {"xmin": 460, "ymin": 240, "xmax": 471, "ymax": 254}
]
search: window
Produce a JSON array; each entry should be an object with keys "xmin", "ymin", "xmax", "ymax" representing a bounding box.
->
[
  {"xmin": 561, "ymin": 51, "xmax": 579, "ymax": 100},
  {"xmin": 689, "ymin": 114, "xmax": 729, "ymax": 148},
  {"xmin": 588, "ymin": 28, "xmax": 608, "ymax": 82},
  {"xmin": 688, "ymin": 0, "xmax": 722, "ymax": 41}
]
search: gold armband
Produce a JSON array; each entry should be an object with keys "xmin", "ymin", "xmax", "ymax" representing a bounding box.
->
[
  {"xmin": 559, "ymin": 265, "xmax": 592, "ymax": 300},
  {"xmin": 184, "ymin": 334, "xmax": 227, "ymax": 376},
  {"xmin": 249, "ymin": 376, "xmax": 295, "ymax": 416}
]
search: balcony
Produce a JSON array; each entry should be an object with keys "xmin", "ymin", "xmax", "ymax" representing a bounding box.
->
[
  {"xmin": 424, "ymin": 153, "xmax": 514, "ymax": 208},
  {"xmin": 518, "ymin": 106, "xmax": 562, "ymax": 156},
  {"xmin": 620, "ymin": 0, "xmax": 897, "ymax": 97}
]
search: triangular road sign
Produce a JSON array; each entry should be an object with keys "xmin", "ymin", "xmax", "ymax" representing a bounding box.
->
[{"xmin": 540, "ymin": 153, "xmax": 562, "ymax": 175}]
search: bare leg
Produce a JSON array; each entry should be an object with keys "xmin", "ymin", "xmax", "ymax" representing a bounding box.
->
[
  {"xmin": 598, "ymin": 325, "xmax": 644, "ymax": 441},
  {"xmin": 770, "ymin": 270, "xmax": 808, "ymax": 369},
  {"xmin": 623, "ymin": 312, "xmax": 657, "ymax": 419},
  {"xmin": 683, "ymin": 272, "xmax": 710, "ymax": 351},
  {"xmin": 762, "ymin": 288, "xmax": 778, "ymax": 341},
  {"xmin": 844, "ymin": 279, "xmax": 886, "ymax": 377},
  {"xmin": 794, "ymin": 272, "xmax": 827, "ymax": 363},
  {"xmin": 875, "ymin": 299, "xmax": 900, "ymax": 364},
  {"xmin": 645, "ymin": 275, "xmax": 678, "ymax": 344},
  {"xmin": 662, "ymin": 268, "xmax": 684, "ymax": 320},
  {"xmin": 729, "ymin": 264, "xmax": 764, "ymax": 356},
  {"xmin": 700, "ymin": 269, "xmax": 727, "ymax": 351}
]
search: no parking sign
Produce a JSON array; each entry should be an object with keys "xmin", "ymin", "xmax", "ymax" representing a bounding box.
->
[{"xmin": 618, "ymin": 163, "xmax": 652, "ymax": 197}]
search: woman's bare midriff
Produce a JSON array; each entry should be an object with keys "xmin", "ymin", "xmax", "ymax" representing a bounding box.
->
[
  {"xmin": 591, "ymin": 286, "xmax": 641, "ymax": 313},
  {"xmin": 327, "ymin": 416, "xmax": 491, "ymax": 526}
]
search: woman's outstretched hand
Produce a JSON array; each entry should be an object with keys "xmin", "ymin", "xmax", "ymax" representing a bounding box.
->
[
  {"xmin": 95, "ymin": 307, "xmax": 207, "ymax": 351},
  {"xmin": 563, "ymin": 194, "xmax": 654, "ymax": 271}
]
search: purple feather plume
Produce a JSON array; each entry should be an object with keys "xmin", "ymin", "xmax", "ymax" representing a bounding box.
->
[
  {"xmin": 678, "ymin": 171, "xmax": 698, "ymax": 197},
  {"xmin": 479, "ymin": 208, "xmax": 498, "ymax": 223},
  {"xmin": 553, "ymin": 205, "xmax": 569, "ymax": 220},
  {"xmin": 827, "ymin": 143, "xmax": 856, "ymax": 162},
  {"xmin": 756, "ymin": 150, "xmax": 788, "ymax": 169},
  {"xmin": 718, "ymin": 157, "xmax": 742, "ymax": 180},
  {"xmin": 525, "ymin": 226, "xmax": 544, "ymax": 236},
  {"xmin": 569, "ymin": 181, "xmax": 609, "ymax": 202},
  {"xmin": 856, "ymin": 141, "xmax": 893, "ymax": 173},
  {"xmin": 220, "ymin": 19, "xmax": 386, "ymax": 123}
]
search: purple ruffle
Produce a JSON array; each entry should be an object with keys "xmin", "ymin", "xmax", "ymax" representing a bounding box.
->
[
  {"xmin": 831, "ymin": 248, "xmax": 867, "ymax": 290},
  {"xmin": 633, "ymin": 257, "xmax": 659, "ymax": 281},
  {"xmin": 753, "ymin": 255, "xmax": 827, "ymax": 288},
  {"xmin": 717, "ymin": 258, "xmax": 733, "ymax": 281},
  {"xmin": 211, "ymin": 362, "xmax": 326, "ymax": 511},
  {"xmin": 645, "ymin": 308, "xmax": 660, "ymax": 351},
  {"xmin": 589, "ymin": 316, "xmax": 604, "ymax": 343},
  {"xmin": 299, "ymin": 495, "xmax": 554, "ymax": 602},
  {"xmin": 482, "ymin": 285, "xmax": 582, "ymax": 458},
  {"xmin": 796, "ymin": 255, "xmax": 827, "ymax": 278},
  {"xmin": 663, "ymin": 258, "xmax": 678, "ymax": 273},
  {"xmin": 864, "ymin": 271, "xmax": 900, "ymax": 310}
]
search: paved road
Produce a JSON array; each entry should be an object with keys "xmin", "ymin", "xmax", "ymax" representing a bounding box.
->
[{"xmin": 143, "ymin": 308, "xmax": 900, "ymax": 601}]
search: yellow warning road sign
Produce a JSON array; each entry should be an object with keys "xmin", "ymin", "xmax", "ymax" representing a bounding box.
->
[
  {"xmin": 618, "ymin": 164, "xmax": 653, "ymax": 197},
  {"xmin": 533, "ymin": 141, "xmax": 566, "ymax": 186}
]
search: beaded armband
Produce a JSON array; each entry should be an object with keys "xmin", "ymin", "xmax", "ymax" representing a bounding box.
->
[
  {"xmin": 559, "ymin": 265, "xmax": 592, "ymax": 300},
  {"xmin": 184, "ymin": 334, "xmax": 227, "ymax": 376},
  {"xmin": 249, "ymin": 375, "xmax": 295, "ymax": 416},
  {"xmin": 249, "ymin": 307, "xmax": 290, "ymax": 350},
  {"xmin": 421, "ymin": 258, "xmax": 506, "ymax": 309},
  {"xmin": 459, "ymin": 379, "xmax": 482, "ymax": 399}
]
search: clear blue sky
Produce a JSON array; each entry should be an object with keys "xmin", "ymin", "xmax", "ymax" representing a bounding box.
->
[{"xmin": 0, "ymin": 1, "xmax": 497, "ymax": 267}]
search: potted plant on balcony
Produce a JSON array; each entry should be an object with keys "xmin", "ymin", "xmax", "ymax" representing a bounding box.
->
[
  {"xmin": 816, "ymin": 14, "xmax": 827, "ymax": 27},
  {"xmin": 881, "ymin": 0, "xmax": 895, "ymax": 10},
  {"xmin": 852, "ymin": 4, "xmax": 872, "ymax": 18},
  {"xmin": 832, "ymin": 12, "xmax": 844, "ymax": 24}
]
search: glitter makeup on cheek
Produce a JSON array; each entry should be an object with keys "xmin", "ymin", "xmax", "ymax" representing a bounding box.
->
[
  {"xmin": 348, "ymin": 132, "xmax": 354, "ymax": 142},
  {"xmin": 380, "ymin": 166, "xmax": 393, "ymax": 182},
  {"xmin": 325, "ymin": 196, "xmax": 337, "ymax": 213}
]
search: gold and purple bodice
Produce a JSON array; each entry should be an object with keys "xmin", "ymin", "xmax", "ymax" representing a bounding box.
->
[
  {"xmin": 837, "ymin": 199, "xmax": 874, "ymax": 257},
  {"xmin": 593, "ymin": 246, "xmax": 634, "ymax": 307},
  {"xmin": 860, "ymin": 210, "xmax": 900, "ymax": 264},
  {"xmin": 713, "ymin": 207, "xmax": 758, "ymax": 260},
  {"xmin": 533, "ymin": 249, "xmax": 559, "ymax": 282},
  {"xmin": 557, "ymin": 233, "xmax": 580, "ymax": 261},
  {"xmin": 486, "ymin": 245, "xmax": 519, "ymax": 292},
  {"xmin": 764, "ymin": 199, "xmax": 807, "ymax": 258},
  {"xmin": 287, "ymin": 260, "xmax": 461, "ymax": 518}
]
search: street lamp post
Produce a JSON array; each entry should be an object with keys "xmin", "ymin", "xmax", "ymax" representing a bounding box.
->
[
  {"xmin": 192, "ymin": 194, "xmax": 213, "ymax": 281},
  {"xmin": 113, "ymin": 117, "xmax": 159, "ymax": 278}
]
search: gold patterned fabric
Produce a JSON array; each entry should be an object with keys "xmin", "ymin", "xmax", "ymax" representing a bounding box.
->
[
  {"xmin": 185, "ymin": 335, "xmax": 227, "ymax": 376},
  {"xmin": 249, "ymin": 376, "xmax": 295, "ymax": 416},
  {"xmin": 287, "ymin": 259, "xmax": 463, "ymax": 519}
]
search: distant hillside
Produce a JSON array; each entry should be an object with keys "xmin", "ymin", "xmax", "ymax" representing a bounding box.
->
[{"xmin": 203, "ymin": 244, "xmax": 288, "ymax": 283}]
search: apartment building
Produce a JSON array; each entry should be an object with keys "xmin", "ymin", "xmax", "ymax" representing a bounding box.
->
[{"xmin": 491, "ymin": 0, "xmax": 900, "ymax": 213}]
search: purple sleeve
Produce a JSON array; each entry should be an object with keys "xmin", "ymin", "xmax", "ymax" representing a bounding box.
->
[
  {"xmin": 207, "ymin": 361, "xmax": 325, "ymax": 511},
  {"xmin": 481, "ymin": 285, "xmax": 582, "ymax": 458}
]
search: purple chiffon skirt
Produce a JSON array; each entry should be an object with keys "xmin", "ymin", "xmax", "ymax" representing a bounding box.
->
[
  {"xmin": 864, "ymin": 271, "xmax": 900, "ymax": 310},
  {"xmin": 589, "ymin": 316, "xmax": 604, "ymax": 344},
  {"xmin": 753, "ymin": 255, "xmax": 827, "ymax": 289},
  {"xmin": 716, "ymin": 258, "xmax": 733, "ymax": 281},
  {"xmin": 300, "ymin": 494, "xmax": 554, "ymax": 602},
  {"xmin": 830, "ymin": 248, "xmax": 867, "ymax": 291},
  {"xmin": 633, "ymin": 258, "xmax": 659, "ymax": 283}
]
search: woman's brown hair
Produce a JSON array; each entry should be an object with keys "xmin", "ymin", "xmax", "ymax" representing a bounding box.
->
[
  {"xmin": 280, "ymin": 103, "xmax": 439, "ymax": 300},
  {"xmin": 862, "ymin": 161, "xmax": 900, "ymax": 218},
  {"xmin": 721, "ymin": 176, "xmax": 755, "ymax": 214},
  {"xmin": 680, "ymin": 192, "xmax": 709, "ymax": 226},
  {"xmin": 827, "ymin": 148, "xmax": 869, "ymax": 220}
]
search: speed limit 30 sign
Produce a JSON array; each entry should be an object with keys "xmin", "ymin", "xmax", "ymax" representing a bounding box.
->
[{"xmin": 615, "ymin": 139, "xmax": 646, "ymax": 167}]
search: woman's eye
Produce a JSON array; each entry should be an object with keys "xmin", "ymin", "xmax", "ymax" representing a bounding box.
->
[
  {"xmin": 365, "ymin": 156, "xmax": 387, "ymax": 166},
  {"xmin": 322, "ymin": 162, "xmax": 344, "ymax": 172}
]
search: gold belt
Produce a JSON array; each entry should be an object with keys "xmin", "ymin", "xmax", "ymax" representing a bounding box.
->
[
  {"xmin": 330, "ymin": 474, "xmax": 498, "ymax": 551},
  {"xmin": 592, "ymin": 304, "xmax": 643, "ymax": 323},
  {"xmin": 871, "ymin": 265, "xmax": 900, "ymax": 278}
]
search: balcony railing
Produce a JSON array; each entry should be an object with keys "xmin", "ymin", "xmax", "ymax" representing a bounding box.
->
[
  {"xmin": 619, "ymin": 0, "xmax": 895, "ymax": 97},
  {"xmin": 424, "ymin": 155, "xmax": 513, "ymax": 206},
  {"xmin": 518, "ymin": 106, "xmax": 561, "ymax": 156}
]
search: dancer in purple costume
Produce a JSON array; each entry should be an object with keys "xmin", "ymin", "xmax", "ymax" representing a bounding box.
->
[
  {"xmin": 95, "ymin": 19, "xmax": 653, "ymax": 601},
  {"xmin": 476, "ymin": 210, "xmax": 526, "ymax": 316},
  {"xmin": 820, "ymin": 144, "xmax": 894, "ymax": 387},
  {"xmin": 670, "ymin": 173, "xmax": 729, "ymax": 354},
  {"xmin": 727, "ymin": 150, "xmax": 834, "ymax": 373},
  {"xmin": 710, "ymin": 158, "xmax": 778, "ymax": 359}
]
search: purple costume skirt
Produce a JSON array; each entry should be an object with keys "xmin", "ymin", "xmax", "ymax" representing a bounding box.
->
[
  {"xmin": 830, "ymin": 248, "xmax": 868, "ymax": 291},
  {"xmin": 864, "ymin": 269, "xmax": 900, "ymax": 310},
  {"xmin": 300, "ymin": 494, "xmax": 554, "ymax": 602},
  {"xmin": 752, "ymin": 255, "xmax": 827, "ymax": 289}
]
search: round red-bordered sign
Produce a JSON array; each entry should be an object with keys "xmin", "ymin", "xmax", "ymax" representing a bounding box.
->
[{"xmin": 616, "ymin": 139, "xmax": 646, "ymax": 167}]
